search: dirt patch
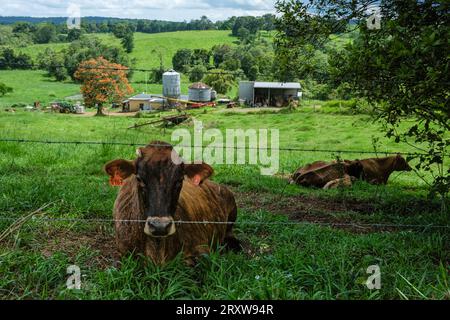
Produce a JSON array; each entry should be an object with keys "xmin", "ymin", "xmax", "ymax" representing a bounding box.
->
[
  {"xmin": 230, "ymin": 188, "xmax": 395, "ymax": 233},
  {"xmin": 216, "ymin": 107, "xmax": 281, "ymax": 114},
  {"xmin": 234, "ymin": 189, "xmax": 374, "ymax": 215},
  {"xmin": 74, "ymin": 110, "xmax": 137, "ymax": 117},
  {"xmin": 37, "ymin": 228, "xmax": 120, "ymax": 269}
]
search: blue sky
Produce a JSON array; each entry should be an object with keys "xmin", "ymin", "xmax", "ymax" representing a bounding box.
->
[{"xmin": 0, "ymin": 0, "xmax": 278, "ymax": 21}]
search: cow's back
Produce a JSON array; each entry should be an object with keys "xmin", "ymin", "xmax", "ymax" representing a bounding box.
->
[
  {"xmin": 292, "ymin": 161, "xmax": 330, "ymax": 184},
  {"xmin": 296, "ymin": 162, "xmax": 348, "ymax": 188}
]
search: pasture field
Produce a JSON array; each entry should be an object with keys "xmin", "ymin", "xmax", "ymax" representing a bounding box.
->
[{"xmin": 0, "ymin": 106, "xmax": 448, "ymax": 299}]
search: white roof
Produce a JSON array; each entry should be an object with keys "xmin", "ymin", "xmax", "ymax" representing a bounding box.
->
[{"xmin": 253, "ymin": 82, "xmax": 301, "ymax": 89}]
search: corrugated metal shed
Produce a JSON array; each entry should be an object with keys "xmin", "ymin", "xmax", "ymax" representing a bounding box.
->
[{"xmin": 253, "ymin": 82, "xmax": 301, "ymax": 89}]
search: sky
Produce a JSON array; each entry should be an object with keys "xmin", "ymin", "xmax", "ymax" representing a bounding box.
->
[{"xmin": 0, "ymin": 0, "xmax": 278, "ymax": 21}]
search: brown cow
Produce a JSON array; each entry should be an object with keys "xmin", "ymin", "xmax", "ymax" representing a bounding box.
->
[
  {"xmin": 291, "ymin": 160, "xmax": 363, "ymax": 188},
  {"xmin": 104, "ymin": 141, "xmax": 240, "ymax": 265},
  {"xmin": 359, "ymin": 154, "xmax": 412, "ymax": 184},
  {"xmin": 290, "ymin": 160, "xmax": 330, "ymax": 184}
]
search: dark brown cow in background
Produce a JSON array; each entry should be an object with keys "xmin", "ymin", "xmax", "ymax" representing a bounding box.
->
[
  {"xmin": 360, "ymin": 154, "xmax": 412, "ymax": 184},
  {"xmin": 291, "ymin": 154, "xmax": 412, "ymax": 189},
  {"xmin": 104, "ymin": 141, "xmax": 240, "ymax": 265}
]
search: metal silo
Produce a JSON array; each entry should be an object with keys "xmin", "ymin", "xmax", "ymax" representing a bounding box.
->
[
  {"xmin": 188, "ymin": 82, "xmax": 212, "ymax": 102},
  {"xmin": 163, "ymin": 70, "xmax": 181, "ymax": 99}
]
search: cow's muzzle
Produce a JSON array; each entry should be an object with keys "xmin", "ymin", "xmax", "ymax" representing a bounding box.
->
[{"xmin": 144, "ymin": 216, "xmax": 176, "ymax": 237}]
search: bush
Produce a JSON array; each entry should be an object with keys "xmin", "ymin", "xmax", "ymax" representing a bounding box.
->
[{"xmin": 321, "ymin": 99, "xmax": 376, "ymax": 115}]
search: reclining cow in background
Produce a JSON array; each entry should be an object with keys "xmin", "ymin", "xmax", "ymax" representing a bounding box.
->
[
  {"xmin": 104, "ymin": 141, "xmax": 240, "ymax": 266},
  {"xmin": 291, "ymin": 154, "xmax": 412, "ymax": 189},
  {"xmin": 359, "ymin": 154, "xmax": 412, "ymax": 184},
  {"xmin": 291, "ymin": 160, "xmax": 363, "ymax": 189}
]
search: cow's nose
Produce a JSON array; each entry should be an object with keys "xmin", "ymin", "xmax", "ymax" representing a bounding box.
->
[{"xmin": 145, "ymin": 217, "xmax": 175, "ymax": 237}]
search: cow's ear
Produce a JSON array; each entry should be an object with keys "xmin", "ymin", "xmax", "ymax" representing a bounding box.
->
[
  {"xmin": 104, "ymin": 159, "xmax": 136, "ymax": 187},
  {"xmin": 184, "ymin": 162, "xmax": 213, "ymax": 186}
]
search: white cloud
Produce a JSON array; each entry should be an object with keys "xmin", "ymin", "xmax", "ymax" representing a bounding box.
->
[{"xmin": 0, "ymin": 0, "xmax": 277, "ymax": 21}]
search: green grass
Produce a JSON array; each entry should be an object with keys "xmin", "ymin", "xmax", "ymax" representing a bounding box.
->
[
  {"xmin": 0, "ymin": 108, "xmax": 448, "ymax": 299},
  {"xmin": 0, "ymin": 70, "xmax": 80, "ymax": 107},
  {"xmin": 0, "ymin": 30, "xmax": 238, "ymax": 107}
]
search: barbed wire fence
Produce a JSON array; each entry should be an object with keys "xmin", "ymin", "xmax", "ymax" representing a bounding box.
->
[
  {"xmin": 0, "ymin": 138, "xmax": 447, "ymax": 237},
  {"xmin": 0, "ymin": 138, "xmax": 426, "ymax": 156}
]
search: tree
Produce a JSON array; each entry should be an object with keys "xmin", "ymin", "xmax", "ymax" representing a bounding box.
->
[
  {"xmin": 172, "ymin": 49, "xmax": 193, "ymax": 72},
  {"xmin": 74, "ymin": 57, "xmax": 133, "ymax": 116},
  {"xmin": 12, "ymin": 22, "xmax": 35, "ymax": 34},
  {"xmin": 0, "ymin": 48, "xmax": 32, "ymax": 69},
  {"xmin": 0, "ymin": 82, "xmax": 13, "ymax": 96},
  {"xmin": 192, "ymin": 49, "xmax": 211, "ymax": 66},
  {"xmin": 189, "ymin": 64, "xmax": 207, "ymax": 83},
  {"xmin": 237, "ymin": 27, "xmax": 251, "ymax": 43},
  {"xmin": 232, "ymin": 16, "xmax": 259, "ymax": 36},
  {"xmin": 112, "ymin": 23, "xmax": 135, "ymax": 53},
  {"xmin": 38, "ymin": 48, "xmax": 67, "ymax": 81},
  {"xmin": 63, "ymin": 36, "xmax": 133, "ymax": 80},
  {"xmin": 34, "ymin": 23, "xmax": 56, "ymax": 44},
  {"xmin": 203, "ymin": 69, "xmax": 235, "ymax": 95},
  {"xmin": 212, "ymin": 44, "xmax": 232, "ymax": 68},
  {"xmin": 67, "ymin": 29, "xmax": 82, "ymax": 42},
  {"xmin": 276, "ymin": 0, "xmax": 450, "ymax": 201}
]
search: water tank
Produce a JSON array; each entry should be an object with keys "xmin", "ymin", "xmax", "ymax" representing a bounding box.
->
[
  {"xmin": 163, "ymin": 70, "xmax": 181, "ymax": 99},
  {"xmin": 188, "ymin": 82, "xmax": 212, "ymax": 102}
]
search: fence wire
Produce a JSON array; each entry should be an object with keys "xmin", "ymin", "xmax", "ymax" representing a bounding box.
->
[
  {"xmin": 0, "ymin": 138, "xmax": 424, "ymax": 156},
  {"xmin": 0, "ymin": 215, "xmax": 448, "ymax": 230}
]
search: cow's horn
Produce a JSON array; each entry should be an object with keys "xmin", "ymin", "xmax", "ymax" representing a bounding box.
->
[{"xmin": 136, "ymin": 148, "xmax": 142, "ymax": 157}]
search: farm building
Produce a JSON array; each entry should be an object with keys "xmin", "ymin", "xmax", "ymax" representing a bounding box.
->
[
  {"xmin": 122, "ymin": 93, "xmax": 166, "ymax": 112},
  {"xmin": 239, "ymin": 81, "xmax": 301, "ymax": 107}
]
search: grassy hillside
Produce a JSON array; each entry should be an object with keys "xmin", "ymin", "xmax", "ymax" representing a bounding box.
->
[
  {"xmin": 18, "ymin": 31, "xmax": 237, "ymax": 69},
  {"xmin": 0, "ymin": 70, "xmax": 80, "ymax": 107},
  {"xmin": 0, "ymin": 30, "xmax": 238, "ymax": 107}
]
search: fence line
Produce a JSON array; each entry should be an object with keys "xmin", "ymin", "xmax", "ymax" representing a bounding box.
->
[
  {"xmin": 0, "ymin": 138, "xmax": 424, "ymax": 156},
  {"xmin": 0, "ymin": 215, "xmax": 448, "ymax": 230}
]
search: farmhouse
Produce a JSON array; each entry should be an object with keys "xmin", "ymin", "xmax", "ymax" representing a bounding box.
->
[
  {"xmin": 239, "ymin": 81, "xmax": 301, "ymax": 107},
  {"xmin": 122, "ymin": 93, "xmax": 166, "ymax": 112}
]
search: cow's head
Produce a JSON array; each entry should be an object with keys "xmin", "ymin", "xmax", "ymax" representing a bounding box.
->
[
  {"xmin": 394, "ymin": 154, "xmax": 412, "ymax": 172},
  {"xmin": 104, "ymin": 141, "xmax": 213, "ymax": 238}
]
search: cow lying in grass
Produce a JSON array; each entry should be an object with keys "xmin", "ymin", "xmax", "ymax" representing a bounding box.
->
[
  {"xmin": 291, "ymin": 160, "xmax": 363, "ymax": 188},
  {"xmin": 291, "ymin": 154, "xmax": 412, "ymax": 189},
  {"xmin": 104, "ymin": 141, "xmax": 240, "ymax": 265}
]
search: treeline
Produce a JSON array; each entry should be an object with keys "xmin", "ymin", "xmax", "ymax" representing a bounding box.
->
[
  {"xmin": 0, "ymin": 14, "xmax": 276, "ymax": 40},
  {"xmin": 0, "ymin": 22, "xmax": 83, "ymax": 46}
]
